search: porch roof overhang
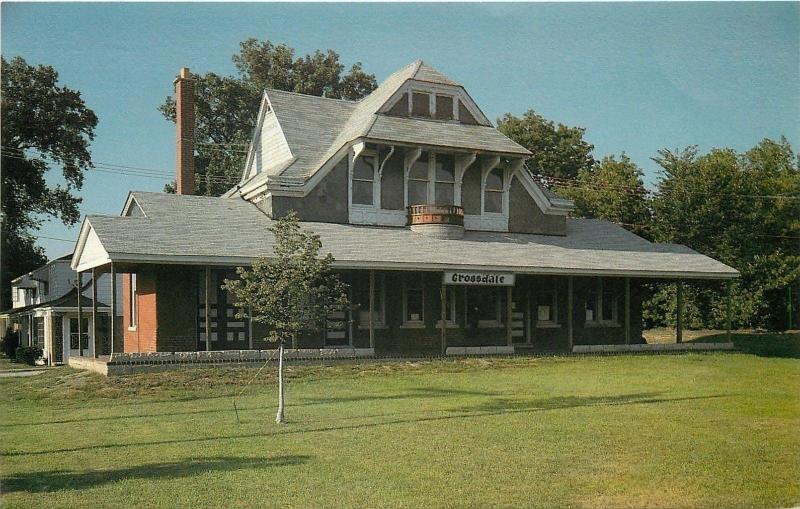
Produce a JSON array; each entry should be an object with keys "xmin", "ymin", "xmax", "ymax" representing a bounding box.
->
[{"xmin": 70, "ymin": 192, "xmax": 740, "ymax": 281}]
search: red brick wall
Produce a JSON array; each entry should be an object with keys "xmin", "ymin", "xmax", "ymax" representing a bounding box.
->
[{"xmin": 123, "ymin": 270, "xmax": 158, "ymax": 353}]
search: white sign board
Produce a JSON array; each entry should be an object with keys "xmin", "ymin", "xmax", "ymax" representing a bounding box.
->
[{"xmin": 444, "ymin": 271, "xmax": 515, "ymax": 286}]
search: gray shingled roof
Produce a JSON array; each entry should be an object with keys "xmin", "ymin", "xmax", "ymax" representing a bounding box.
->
[
  {"xmin": 244, "ymin": 60, "xmax": 528, "ymax": 183},
  {"xmin": 81, "ymin": 192, "xmax": 738, "ymax": 279}
]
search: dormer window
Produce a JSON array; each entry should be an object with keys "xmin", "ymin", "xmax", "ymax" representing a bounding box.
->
[
  {"xmin": 412, "ymin": 91, "xmax": 431, "ymax": 118},
  {"xmin": 408, "ymin": 152, "xmax": 430, "ymax": 205},
  {"xmin": 484, "ymin": 167, "xmax": 504, "ymax": 213},
  {"xmin": 435, "ymin": 94, "xmax": 454, "ymax": 121},
  {"xmin": 353, "ymin": 153, "xmax": 378, "ymax": 205}
]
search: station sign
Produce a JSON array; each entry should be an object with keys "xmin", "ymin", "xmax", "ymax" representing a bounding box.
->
[{"xmin": 443, "ymin": 271, "xmax": 515, "ymax": 286}]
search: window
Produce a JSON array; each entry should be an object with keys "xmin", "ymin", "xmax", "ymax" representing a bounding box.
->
[
  {"xmin": 537, "ymin": 290, "xmax": 558, "ymax": 326},
  {"xmin": 403, "ymin": 275, "xmax": 425, "ymax": 325},
  {"xmin": 352, "ymin": 154, "xmax": 377, "ymax": 205},
  {"xmin": 354, "ymin": 273, "xmax": 385, "ymax": 327},
  {"xmin": 408, "ymin": 152, "xmax": 430, "ymax": 205},
  {"xmin": 484, "ymin": 167, "xmax": 504, "ymax": 213},
  {"xmin": 434, "ymin": 154, "xmax": 455, "ymax": 205},
  {"xmin": 469, "ymin": 287, "xmax": 501, "ymax": 326},
  {"xmin": 128, "ymin": 273, "xmax": 137, "ymax": 328},
  {"xmin": 69, "ymin": 317, "xmax": 89, "ymax": 350},
  {"xmin": 412, "ymin": 91, "xmax": 431, "ymax": 118},
  {"xmin": 586, "ymin": 280, "xmax": 618, "ymax": 324},
  {"xmin": 435, "ymin": 94, "xmax": 454, "ymax": 120}
]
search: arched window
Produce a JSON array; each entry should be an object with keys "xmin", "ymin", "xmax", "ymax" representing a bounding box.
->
[
  {"xmin": 352, "ymin": 154, "xmax": 377, "ymax": 205},
  {"xmin": 484, "ymin": 167, "xmax": 504, "ymax": 213},
  {"xmin": 408, "ymin": 152, "xmax": 430, "ymax": 205}
]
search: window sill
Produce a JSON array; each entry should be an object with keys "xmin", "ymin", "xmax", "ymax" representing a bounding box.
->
[
  {"xmin": 435, "ymin": 321, "xmax": 459, "ymax": 329},
  {"xmin": 585, "ymin": 321, "xmax": 621, "ymax": 328},
  {"xmin": 128, "ymin": 326, "xmax": 137, "ymax": 332},
  {"xmin": 535, "ymin": 323, "xmax": 561, "ymax": 329},
  {"xmin": 400, "ymin": 322, "xmax": 426, "ymax": 329},
  {"xmin": 357, "ymin": 324, "xmax": 388, "ymax": 330}
]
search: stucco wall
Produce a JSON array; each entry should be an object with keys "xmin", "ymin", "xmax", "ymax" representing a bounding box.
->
[
  {"xmin": 508, "ymin": 178, "xmax": 566, "ymax": 235},
  {"xmin": 270, "ymin": 158, "xmax": 349, "ymax": 223},
  {"xmin": 380, "ymin": 155, "xmax": 405, "ymax": 210},
  {"xmin": 461, "ymin": 168, "xmax": 481, "ymax": 215}
]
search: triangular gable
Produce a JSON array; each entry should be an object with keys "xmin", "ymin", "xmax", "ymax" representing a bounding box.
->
[
  {"xmin": 71, "ymin": 220, "xmax": 111, "ymax": 272},
  {"xmin": 241, "ymin": 92, "xmax": 294, "ymax": 182}
]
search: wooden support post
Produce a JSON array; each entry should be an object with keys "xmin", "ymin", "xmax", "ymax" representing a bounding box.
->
[
  {"xmin": 726, "ymin": 280, "xmax": 732, "ymax": 342},
  {"xmin": 676, "ymin": 281, "xmax": 683, "ymax": 344},
  {"xmin": 624, "ymin": 277, "xmax": 631, "ymax": 345},
  {"xmin": 204, "ymin": 267, "xmax": 211, "ymax": 351},
  {"xmin": 506, "ymin": 286, "xmax": 513, "ymax": 347},
  {"xmin": 440, "ymin": 284, "xmax": 447, "ymax": 354},
  {"xmin": 248, "ymin": 306, "xmax": 254, "ymax": 350},
  {"xmin": 567, "ymin": 277, "xmax": 574, "ymax": 351},
  {"xmin": 110, "ymin": 264, "xmax": 116, "ymax": 355},
  {"xmin": 91, "ymin": 267, "xmax": 98, "ymax": 357},
  {"xmin": 526, "ymin": 287, "xmax": 532, "ymax": 345},
  {"xmin": 369, "ymin": 270, "xmax": 375, "ymax": 349},
  {"xmin": 77, "ymin": 271, "xmax": 83, "ymax": 357}
]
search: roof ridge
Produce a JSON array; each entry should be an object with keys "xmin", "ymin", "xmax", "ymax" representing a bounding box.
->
[{"xmin": 263, "ymin": 87, "xmax": 359, "ymax": 104}]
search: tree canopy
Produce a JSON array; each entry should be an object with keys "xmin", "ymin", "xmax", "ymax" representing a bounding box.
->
[
  {"xmin": 1, "ymin": 56, "xmax": 97, "ymax": 309},
  {"xmin": 648, "ymin": 138, "xmax": 800, "ymax": 330},
  {"xmin": 159, "ymin": 39, "xmax": 377, "ymax": 196},
  {"xmin": 497, "ymin": 109, "xmax": 595, "ymax": 182},
  {"xmin": 555, "ymin": 153, "xmax": 652, "ymax": 238}
]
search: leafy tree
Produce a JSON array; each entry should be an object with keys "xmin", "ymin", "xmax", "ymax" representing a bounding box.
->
[
  {"xmin": 1, "ymin": 56, "xmax": 97, "ymax": 309},
  {"xmin": 223, "ymin": 212, "xmax": 349, "ymax": 423},
  {"xmin": 556, "ymin": 153, "xmax": 652, "ymax": 238},
  {"xmin": 648, "ymin": 139, "xmax": 800, "ymax": 330},
  {"xmin": 159, "ymin": 39, "xmax": 377, "ymax": 196},
  {"xmin": 497, "ymin": 109, "xmax": 595, "ymax": 182}
]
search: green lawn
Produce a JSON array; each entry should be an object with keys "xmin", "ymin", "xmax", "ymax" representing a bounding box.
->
[{"xmin": 1, "ymin": 343, "xmax": 799, "ymax": 508}]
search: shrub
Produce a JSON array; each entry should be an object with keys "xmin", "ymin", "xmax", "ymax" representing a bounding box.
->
[
  {"xmin": 1, "ymin": 330, "xmax": 20, "ymax": 358},
  {"xmin": 15, "ymin": 346, "xmax": 43, "ymax": 365}
]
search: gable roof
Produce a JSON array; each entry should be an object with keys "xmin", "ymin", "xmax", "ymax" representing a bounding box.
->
[
  {"xmin": 72, "ymin": 191, "xmax": 739, "ymax": 280},
  {"xmin": 236, "ymin": 60, "xmax": 531, "ymax": 190},
  {"xmin": 3, "ymin": 287, "xmax": 107, "ymax": 316}
]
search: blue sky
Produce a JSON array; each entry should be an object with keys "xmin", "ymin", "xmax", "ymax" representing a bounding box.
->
[{"xmin": 2, "ymin": 2, "xmax": 798, "ymax": 259}]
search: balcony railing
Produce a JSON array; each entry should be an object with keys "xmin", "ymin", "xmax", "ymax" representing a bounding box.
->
[{"xmin": 407, "ymin": 204, "xmax": 465, "ymax": 227}]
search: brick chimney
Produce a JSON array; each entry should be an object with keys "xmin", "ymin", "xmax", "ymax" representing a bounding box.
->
[{"xmin": 174, "ymin": 67, "xmax": 195, "ymax": 195}]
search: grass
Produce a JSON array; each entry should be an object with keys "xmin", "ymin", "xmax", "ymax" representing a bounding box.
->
[{"xmin": 1, "ymin": 336, "xmax": 799, "ymax": 508}]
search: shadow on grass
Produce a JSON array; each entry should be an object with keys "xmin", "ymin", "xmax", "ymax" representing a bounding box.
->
[
  {"xmin": 689, "ymin": 331, "xmax": 800, "ymax": 358},
  {"xmin": 2, "ymin": 455, "xmax": 311, "ymax": 494},
  {"xmin": 2, "ymin": 392, "xmax": 730, "ymax": 458},
  {"xmin": 3, "ymin": 386, "xmax": 501, "ymax": 428}
]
